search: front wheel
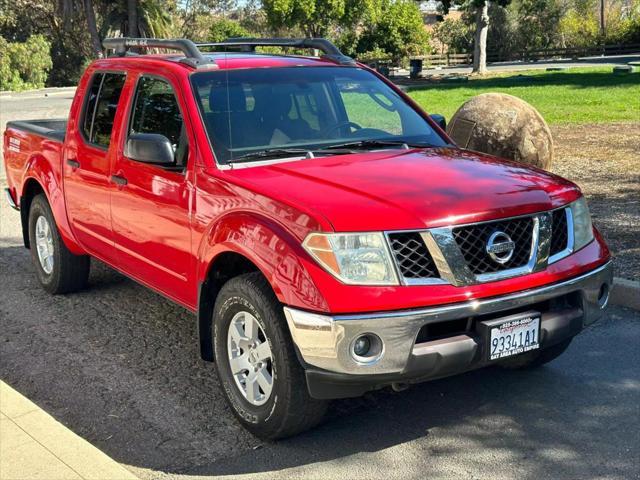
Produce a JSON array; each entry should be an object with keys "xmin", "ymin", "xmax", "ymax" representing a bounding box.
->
[
  {"xmin": 28, "ymin": 194, "xmax": 90, "ymax": 294},
  {"xmin": 213, "ymin": 272, "xmax": 327, "ymax": 440}
]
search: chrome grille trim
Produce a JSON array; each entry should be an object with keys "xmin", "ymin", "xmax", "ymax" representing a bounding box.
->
[
  {"xmin": 385, "ymin": 207, "xmax": 573, "ymax": 287},
  {"xmin": 549, "ymin": 207, "xmax": 574, "ymax": 264}
]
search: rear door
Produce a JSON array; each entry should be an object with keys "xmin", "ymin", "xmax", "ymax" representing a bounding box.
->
[
  {"xmin": 64, "ymin": 71, "xmax": 126, "ymax": 260},
  {"xmin": 109, "ymin": 73, "xmax": 195, "ymax": 307}
]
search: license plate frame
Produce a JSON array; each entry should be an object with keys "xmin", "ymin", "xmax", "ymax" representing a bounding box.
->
[{"xmin": 480, "ymin": 311, "xmax": 541, "ymax": 361}]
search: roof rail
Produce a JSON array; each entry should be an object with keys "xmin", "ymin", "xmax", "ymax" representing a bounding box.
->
[
  {"xmin": 197, "ymin": 38, "xmax": 357, "ymax": 66},
  {"xmin": 102, "ymin": 38, "xmax": 216, "ymax": 69}
]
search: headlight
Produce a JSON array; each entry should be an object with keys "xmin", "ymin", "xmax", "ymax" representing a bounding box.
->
[
  {"xmin": 303, "ymin": 232, "xmax": 399, "ymax": 285},
  {"xmin": 570, "ymin": 197, "xmax": 594, "ymax": 251}
]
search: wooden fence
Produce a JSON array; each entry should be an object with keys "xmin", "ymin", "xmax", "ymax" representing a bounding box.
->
[{"xmin": 408, "ymin": 43, "xmax": 640, "ymax": 68}]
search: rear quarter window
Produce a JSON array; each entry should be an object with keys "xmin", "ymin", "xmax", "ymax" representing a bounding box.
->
[{"xmin": 82, "ymin": 72, "xmax": 126, "ymax": 148}]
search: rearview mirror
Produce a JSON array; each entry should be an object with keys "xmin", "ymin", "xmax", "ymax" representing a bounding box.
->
[
  {"xmin": 124, "ymin": 133, "xmax": 175, "ymax": 165},
  {"xmin": 430, "ymin": 114, "xmax": 446, "ymax": 131}
]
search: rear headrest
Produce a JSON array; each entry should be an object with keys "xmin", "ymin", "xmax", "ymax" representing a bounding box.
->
[{"xmin": 209, "ymin": 82, "xmax": 247, "ymax": 113}]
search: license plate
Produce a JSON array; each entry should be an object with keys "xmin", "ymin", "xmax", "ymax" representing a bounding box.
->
[{"xmin": 487, "ymin": 313, "xmax": 540, "ymax": 361}]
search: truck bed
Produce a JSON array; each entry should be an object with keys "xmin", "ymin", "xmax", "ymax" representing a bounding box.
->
[
  {"xmin": 5, "ymin": 119, "xmax": 67, "ymax": 142},
  {"xmin": 3, "ymin": 118, "xmax": 67, "ymax": 213}
]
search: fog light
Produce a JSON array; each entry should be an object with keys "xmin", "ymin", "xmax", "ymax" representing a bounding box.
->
[
  {"xmin": 350, "ymin": 333, "xmax": 384, "ymax": 364},
  {"xmin": 353, "ymin": 336, "xmax": 371, "ymax": 356}
]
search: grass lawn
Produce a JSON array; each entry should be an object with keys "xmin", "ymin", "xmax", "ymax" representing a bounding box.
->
[{"xmin": 406, "ymin": 67, "xmax": 640, "ymax": 124}]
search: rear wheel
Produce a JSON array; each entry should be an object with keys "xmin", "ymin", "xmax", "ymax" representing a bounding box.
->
[
  {"xmin": 213, "ymin": 272, "xmax": 327, "ymax": 440},
  {"xmin": 28, "ymin": 194, "xmax": 90, "ymax": 294},
  {"xmin": 499, "ymin": 337, "xmax": 573, "ymax": 369}
]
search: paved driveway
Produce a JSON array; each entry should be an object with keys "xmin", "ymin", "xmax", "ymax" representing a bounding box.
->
[{"xmin": 1, "ymin": 90, "xmax": 639, "ymax": 480}]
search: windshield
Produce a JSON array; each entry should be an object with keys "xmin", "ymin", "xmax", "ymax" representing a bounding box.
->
[{"xmin": 190, "ymin": 66, "xmax": 447, "ymax": 164}]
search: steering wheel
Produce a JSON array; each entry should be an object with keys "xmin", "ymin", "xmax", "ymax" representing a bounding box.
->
[{"xmin": 322, "ymin": 121, "xmax": 362, "ymax": 138}]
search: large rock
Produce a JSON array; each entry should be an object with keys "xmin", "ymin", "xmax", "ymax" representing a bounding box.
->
[{"xmin": 447, "ymin": 93, "xmax": 553, "ymax": 170}]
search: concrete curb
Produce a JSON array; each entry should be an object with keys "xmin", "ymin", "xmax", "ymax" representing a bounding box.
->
[
  {"xmin": 0, "ymin": 381, "xmax": 138, "ymax": 480},
  {"xmin": 611, "ymin": 277, "xmax": 640, "ymax": 311}
]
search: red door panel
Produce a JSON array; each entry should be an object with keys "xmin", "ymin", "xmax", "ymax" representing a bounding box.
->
[
  {"xmin": 64, "ymin": 72, "xmax": 126, "ymax": 260},
  {"xmin": 110, "ymin": 162, "xmax": 194, "ymax": 306}
]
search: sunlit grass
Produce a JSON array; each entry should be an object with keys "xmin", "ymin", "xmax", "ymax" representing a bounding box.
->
[{"xmin": 406, "ymin": 67, "xmax": 640, "ymax": 124}]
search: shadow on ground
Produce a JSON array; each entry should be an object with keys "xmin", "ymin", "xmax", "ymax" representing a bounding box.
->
[{"xmin": 1, "ymin": 238, "xmax": 639, "ymax": 479}]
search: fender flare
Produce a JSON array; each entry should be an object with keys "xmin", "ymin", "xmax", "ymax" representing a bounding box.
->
[
  {"xmin": 21, "ymin": 154, "xmax": 84, "ymax": 254},
  {"xmin": 195, "ymin": 211, "xmax": 330, "ymax": 361}
]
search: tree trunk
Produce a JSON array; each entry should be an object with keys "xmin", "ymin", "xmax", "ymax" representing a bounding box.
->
[
  {"xmin": 472, "ymin": 2, "xmax": 490, "ymax": 75},
  {"xmin": 83, "ymin": 0, "xmax": 103, "ymax": 58},
  {"xmin": 599, "ymin": 0, "xmax": 605, "ymax": 38},
  {"xmin": 128, "ymin": 0, "xmax": 138, "ymax": 37}
]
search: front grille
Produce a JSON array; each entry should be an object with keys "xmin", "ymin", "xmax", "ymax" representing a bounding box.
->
[
  {"xmin": 550, "ymin": 208, "xmax": 569, "ymax": 256},
  {"xmin": 388, "ymin": 232, "xmax": 439, "ymax": 279},
  {"xmin": 452, "ymin": 217, "xmax": 534, "ymax": 274}
]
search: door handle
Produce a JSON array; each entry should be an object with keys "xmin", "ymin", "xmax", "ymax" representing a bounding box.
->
[
  {"xmin": 111, "ymin": 174, "xmax": 128, "ymax": 186},
  {"xmin": 67, "ymin": 159, "xmax": 80, "ymax": 169}
]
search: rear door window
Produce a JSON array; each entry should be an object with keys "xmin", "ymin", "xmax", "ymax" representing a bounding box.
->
[{"xmin": 82, "ymin": 72, "xmax": 126, "ymax": 148}]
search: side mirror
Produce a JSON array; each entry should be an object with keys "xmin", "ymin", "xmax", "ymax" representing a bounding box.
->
[
  {"xmin": 124, "ymin": 133, "xmax": 175, "ymax": 165},
  {"xmin": 430, "ymin": 114, "xmax": 446, "ymax": 131}
]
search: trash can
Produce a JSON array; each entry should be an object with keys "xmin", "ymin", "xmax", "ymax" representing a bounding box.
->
[
  {"xmin": 377, "ymin": 65, "xmax": 390, "ymax": 78},
  {"xmin": 410, "ymin": 58, "xmax": 423, "ymax": 79}
]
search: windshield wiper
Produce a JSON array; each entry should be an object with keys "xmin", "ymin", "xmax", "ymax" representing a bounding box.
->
[
  {"xmin": 318, "ymin": 139, "xmax": 434, "ymax": 151},
  {"xmin": 229, "ymin": 148, "xmax": 313, "ymax": 163},
  {"xmin": 228, "ymin": 146, "xmax": 360, "ymax": 164}
]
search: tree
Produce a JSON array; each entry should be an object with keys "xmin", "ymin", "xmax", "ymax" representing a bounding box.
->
[
  {"xmin": 513, "ymin": 0, "xmax": 563, "ymax": 51},
  {"xmin": 354, "ymin": 0, "xmax": 431, "ymax": 62},
  {"xmin": 84, "ymin": 0, "xmax": 103, "ymax": 57},
  {"xmin": 98, "ymin": 0, "xmax": 175, "ymax": 39},
  {"xmin": 262, "ymin": 0, "xmax": 347, "ymax": 37},
  {"xmin": 440, "ymin": 0, "xmax": 511, "ymax": 75},
  {"xmin": 433, "ymin": 17, "xmax": 473, "ymax": 54},
  {"xmin": 128, "ymin": 0, "xmax": 138, "ymax": 37},
  {"xmin": 208, "ymin": 18, "xmax": 250, "ymax": 42}
]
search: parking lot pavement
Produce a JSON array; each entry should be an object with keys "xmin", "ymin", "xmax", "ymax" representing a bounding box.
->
[
  {"xmin": 1, "ymin": 88, "xmax": 639, "ymax": 480},
  {"xmin": 1, "ymin": 199, "xmax": 639, "ymax": 479}
]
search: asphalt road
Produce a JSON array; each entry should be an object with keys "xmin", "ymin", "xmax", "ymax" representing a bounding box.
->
[{"xmin": 1, "ymin": 89, "xmax": 639, "ymax": 480}]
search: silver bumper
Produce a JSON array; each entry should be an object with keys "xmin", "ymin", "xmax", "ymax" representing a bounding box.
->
[{"xmin": 284, "ymin": 261, "xmax": 613, "ymax": 375}]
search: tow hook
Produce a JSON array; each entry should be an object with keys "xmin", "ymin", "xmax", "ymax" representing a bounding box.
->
[{"xmin": 391, "ymin": 382, "xmax": 410, "ymax": 392}]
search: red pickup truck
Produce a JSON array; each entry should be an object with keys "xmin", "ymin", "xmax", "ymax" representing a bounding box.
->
[{"xmin": 3, "ymin": 37, "xmax": 613, "ymax": 439}]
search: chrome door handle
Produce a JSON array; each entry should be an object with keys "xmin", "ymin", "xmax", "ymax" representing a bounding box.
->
[{"xmin": 67, "ymin": 159, "xmax": 80, "ymax": 168}]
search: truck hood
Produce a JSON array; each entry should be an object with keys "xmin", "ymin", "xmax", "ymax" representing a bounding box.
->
[{"xmin": 226, "ymin": 147, "xmax": 581, "ymax": 231}]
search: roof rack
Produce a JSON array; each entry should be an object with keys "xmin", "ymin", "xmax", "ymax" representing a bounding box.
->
[
  {"xmin": 197, "ymin": 38, "xmax": 356, "ymax": 66},
  {"xmin": 102, "ymin": 38, "xmax": 216, "ymax": 69},
  {"xmin": 102, "ymin": 37, "xmax": 356, "ymax": 68}
]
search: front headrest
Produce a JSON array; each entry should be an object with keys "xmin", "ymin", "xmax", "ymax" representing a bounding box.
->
[{"xmin": 209, "ymin": 82, "xmax": 247, "ymax": 113}]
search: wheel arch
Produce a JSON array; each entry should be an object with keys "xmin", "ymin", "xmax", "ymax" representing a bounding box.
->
[
  {"xmin": 195, "ymin": 212, "xmax": 330, "ymax": 361},
  {"xmin": 21, "ymin": 154, "xmax": 84, "ymax": 254}
]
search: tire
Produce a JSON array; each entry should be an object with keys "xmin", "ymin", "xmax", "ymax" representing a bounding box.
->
[
  {"xmin": 28, "ymin": 194, "xmax": 90, "ymax": 294},
  {"xmin": 213, "ymin": 272, "xmax": 328, "ymax": 440},
  {"xmin": 499, "ymin": 337, "xmax": 573, "ymax": 370}
]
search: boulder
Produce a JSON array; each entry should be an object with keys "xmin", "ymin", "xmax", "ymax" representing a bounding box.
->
[{"xmin": 447, "ymin": 93, "xmax": 553, "ymax": 170}]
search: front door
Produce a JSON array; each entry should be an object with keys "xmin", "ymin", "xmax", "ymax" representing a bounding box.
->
[
  {"xmin": 110, "ymin": 74, "xmax": 195, "ymax": 307},
  {"xmin": 64, "ymin": 71, "xmax": 127, "ymax": 260}
]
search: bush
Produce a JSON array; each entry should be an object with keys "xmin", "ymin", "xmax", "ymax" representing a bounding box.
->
[
  {"xmin": 433, "ymin": 17, "xmax": 473, "ymax": 55},
  {"xmin": 0, "ymin": 34, "xmax": 52, "ymax": 91},
  {"xmin": 208, "ymin": 18, "xmax": 251, "ymax": 42},
  {"xmin": 355, "ymin": 47, "xmax": 392, "ymax": 64}
]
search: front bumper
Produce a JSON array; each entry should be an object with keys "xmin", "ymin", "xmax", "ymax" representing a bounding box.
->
[{"xmin": 284, "ymin": 261, "xmax": 613, "ymax": 399}]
